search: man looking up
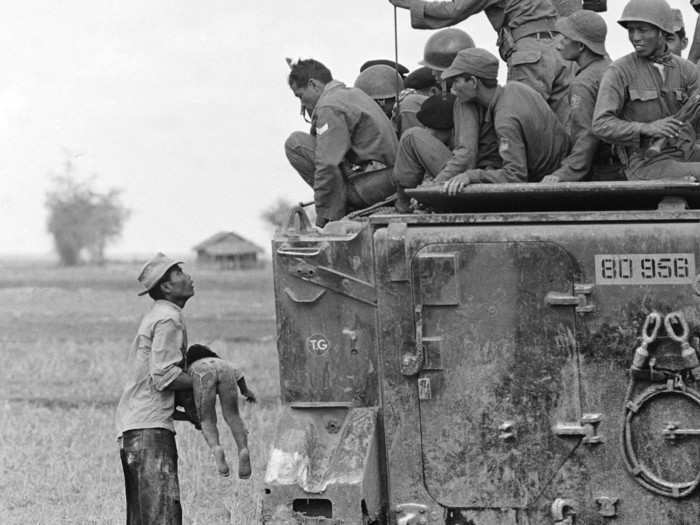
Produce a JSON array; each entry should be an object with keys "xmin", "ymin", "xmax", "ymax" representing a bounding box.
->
[
  {"xmin": 285, "ymin": 59, "xmax": 398, "ymax": 227},
  {"xmin": 442, "ymin": 48, "xmax": 570, "ymax": 194},
  {"xmin": 389, "ymin": 0, "xmax": 572, "ymax": 124},
  {"xmin": 593, "ymin": 0, "xmax": 700, "ymax": 181},
  {"xmin": 542, "ymin": 9, "xmax": 619, "ymax": 182},
  {"xmin": 116, "ymin": 253, "xmax": 196, "ymax": 525}
]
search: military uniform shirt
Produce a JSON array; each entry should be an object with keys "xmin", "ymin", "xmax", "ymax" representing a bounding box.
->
[
  {"xmin": 593, "ymin": 52, "xmax": 700, "ymax": 169},
  {"xmin": 469, "ymin": 81, "xmax": 570, "ymax": 183},
  {"xmin": 436, "ymin": 100, "xmax": 501, "ymax": 181},
  {"xmin": 549, "ymin": 55, "xmax": 611, "ymax": 181},
  {"xmin": 311, "ymin": 80, "xmax": 398, "ymax": 222}
]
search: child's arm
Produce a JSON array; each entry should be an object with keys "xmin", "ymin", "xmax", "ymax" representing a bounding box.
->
[{"xmin": 237, "ymin": 376, "xmax": 256, "ymax": 403}]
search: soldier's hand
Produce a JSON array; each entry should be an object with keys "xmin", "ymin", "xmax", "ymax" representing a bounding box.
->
[
  {"xmin": 388, "ymin": 0, "xmax": 418, "ymax": 9},
  {"xmin": 644, "ymin": 117, "xmax": 684, "ymax": 139},
  {"xmin": 541, "ymin": 174, "xmax": 560, "ymax": 183},
  {"xmin": 444, "ymin": 173, "xmax": 472, "ymax": 196}
]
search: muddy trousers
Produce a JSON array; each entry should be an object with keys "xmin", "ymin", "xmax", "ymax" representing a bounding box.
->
[
  {"xmin": 285, "ymin": 131, "xmax": 370, "ymax": 210},
  {"xmin": 120, "ymin": 429, "xmax": 181, "ymax": 525},
  {"xmin": 627, "ymin": 147, "xmax": 700, "ymax": 180},
  {"xmin": 392, "ymin": 127, "xmax": 451, "ymax": 190}
]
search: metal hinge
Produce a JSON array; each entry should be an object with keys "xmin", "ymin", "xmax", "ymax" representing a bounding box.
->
[{"xmin": 545, "ymin": 283, "xmax": 595, "ymax": 313}]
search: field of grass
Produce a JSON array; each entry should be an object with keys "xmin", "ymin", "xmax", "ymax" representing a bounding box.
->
[{"xmin": 0, "ymin": 260, "xmax": 280, "ymax": 524}]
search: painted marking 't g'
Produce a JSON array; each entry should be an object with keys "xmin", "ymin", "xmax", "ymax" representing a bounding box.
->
[{"xmin": 306, "ymin": 334, "xmax": 330, "ymax": 355}]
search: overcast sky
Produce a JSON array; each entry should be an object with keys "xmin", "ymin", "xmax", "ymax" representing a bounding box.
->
[{"xmin": 1, "ymin": 1, "xmax": 698, "ymax": 258}]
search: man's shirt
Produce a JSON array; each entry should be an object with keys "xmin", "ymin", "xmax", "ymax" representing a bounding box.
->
[
  {"xmin": 593, "ymin": 51, "xmax": 700, "ymax": 167},
  {"xmin": 549, "ymin": 55, "xmax": 612, "ymax": 181},
  {"xmin": 469, "ymin": 82, "xmax": 570, "ymax": 183},
  {"xmin": 311, "ymin": 80, "xmax": 398, "ymax": 222},
  {"xmin": 115, "ymin": 300, "xmax": 188, "ymax": 436}
]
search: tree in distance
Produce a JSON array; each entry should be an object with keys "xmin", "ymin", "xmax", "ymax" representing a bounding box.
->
[{"xmin": 45, "ymin": 159, "xmax": 130, "ymax": 265}]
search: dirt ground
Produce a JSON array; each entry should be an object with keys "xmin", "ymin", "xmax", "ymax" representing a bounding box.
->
[{"xmin": 0, "ymin": 259, "xmax": 280, "ymax": 524}]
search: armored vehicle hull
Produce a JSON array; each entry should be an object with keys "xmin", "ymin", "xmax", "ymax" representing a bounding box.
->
[{"xmin": 263, "ymin": 182, "xmax": 700, "ymax": 524}]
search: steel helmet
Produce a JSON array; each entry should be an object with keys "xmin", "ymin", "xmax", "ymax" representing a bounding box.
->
[
  {"xmin": 420, "ymin": 28, "xmax": 475, "ymax": 71},
  {"xmin": 618, "ymin": 0, "xmax": 674, "ymax": 34},
  {"xmin": 555, "ymin": 9, "xmax": 608, "ymax": 56},
  {"xmin": 354, "ymin": 65, "xmax": 404, "ymax": 99}
]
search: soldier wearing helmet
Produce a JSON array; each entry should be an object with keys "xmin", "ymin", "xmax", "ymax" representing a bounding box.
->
[
  {"xmin": 541, "ymin": 9, "xmax": 621, "ymax": 183},
  {"xmin": 285, "ymin": 59, "xmax": 398, "ymax": 227},
  {"xmin": 666, "ymin": 9, "xmax": 688, "ymax": 57},
  {"xmin": 389, "ymin": 0, "xmax": 572, "ymax": 124},
  {"xmin": 354, "ymin": 65, "xmax": 405, "ymax": 120},
  {"xmin": 593, "ymin": 0, "xmax": 700, "ymax": 181},
  {"xmin": 392, "ymin": 29, "xmax": 502, "ymax": 213}
]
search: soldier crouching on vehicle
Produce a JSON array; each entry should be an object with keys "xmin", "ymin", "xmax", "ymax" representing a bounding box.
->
[
  {"xmin": 541, "ymin": 9, "xmax": 621, "ymax": 183},
  {"xmin": 593, "ymin": 0, "xmax": 700, "ymax": 182},
  {"xmin": 441, "ymin": 48, "xmax": 570, "ymax": 194},
  {"xmin": 284, "ymin": 59, "xmax": 398, "ymax": 227}
]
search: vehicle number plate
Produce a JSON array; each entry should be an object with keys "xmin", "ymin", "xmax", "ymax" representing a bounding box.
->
[{"xmin": 595, "ymin": 253, "xmax": 695, "ymax": 285}]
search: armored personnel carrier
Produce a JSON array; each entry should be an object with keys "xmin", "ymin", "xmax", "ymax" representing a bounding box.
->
[{"xmin": 262, "ymin": 181, "xmax": 700, "ymax": 524}]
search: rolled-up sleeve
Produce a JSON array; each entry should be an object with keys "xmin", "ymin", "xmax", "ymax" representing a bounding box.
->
[
  {"xmin": 411, "ymin": 0, "xmax": 491, "ymax": 29},
  {"xmin": 150, "ymin": 319, "xmax": 185, "ymax": 391}
]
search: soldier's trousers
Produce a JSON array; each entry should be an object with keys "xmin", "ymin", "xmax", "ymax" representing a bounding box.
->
[
  {"xmin": 627, "ymin": 147, "xmax": 700, "ymax": 181},
  {"xmin": 284, "ymin": 130, "xmax": 366, "ymax": 210},
  {"xmin": 392, "ymin": 127, "xmax": 451, "ymax": 190},
  {"xmin": 120, "ymin": 429, "xmax": 182, "ymax": 525}
]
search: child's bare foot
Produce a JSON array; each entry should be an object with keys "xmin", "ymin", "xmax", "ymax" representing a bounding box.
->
[
  {"xmin": 238, "ymin": 448, "xmax": 251, "ymax": 479},
  {"xmin": 213, "ymin": 446, "xmax": 230, "ymax": 477}
]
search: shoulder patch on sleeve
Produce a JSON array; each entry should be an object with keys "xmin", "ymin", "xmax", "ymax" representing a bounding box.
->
[
  {"xmin": 570, "ymin": 93, "xmax": 582, "ymax": 110},
  {"xmin": 316, "ymin": 122, "xmax": 329, "ymax": 135},
  {"xmin": 499, "ymin": 138, "xmax": 509, "ymax": 154}
]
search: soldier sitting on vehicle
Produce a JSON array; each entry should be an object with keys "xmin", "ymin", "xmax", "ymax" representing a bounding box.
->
[
  {"xmin": 354, "ymin": 64, "xmax": 405, "ymax": 121},
  {"xmin": 541, "ymin": 9, "xmax": 622, "ymax": 183},
  {"xmin": 392, "ymin": 93, "xmax": 455, "ymax": 209},
  {"xmin": 284, "ymin": 59, "xmax": 398, "ymax": 227},
  {"xmin": 441, "ymin": 48, "xmax": 570, "ymax": 194},
  {"xmin": 593, "ymin": 0, "xmax": 700, "ymax": 181}
]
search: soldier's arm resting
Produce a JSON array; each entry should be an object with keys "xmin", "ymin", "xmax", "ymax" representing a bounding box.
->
[
  {"xmin": 435, "ymin": 102, "xmax": 481, "ymax": 182},
  {"xmin": 593, "ymin": 67, "xmax": 651, "ymax": 145},
  {"xmin": 391, "ymin": 0, "xmax": 493, "ymax": 30},
  {"xmin": 313, "ymin": 107, "xmax": 352, "ymax": 225},
  {"xmin": 150, "ymin": 319, "xmax": 189, "ymax": 391}
]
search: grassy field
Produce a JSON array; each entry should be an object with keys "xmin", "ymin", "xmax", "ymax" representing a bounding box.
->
[{"xmin": 0, "ymin": 260, "xmax": 280, "ymax": 524}]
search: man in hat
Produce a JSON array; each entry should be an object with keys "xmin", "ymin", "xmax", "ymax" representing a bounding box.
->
[
  {"xmin": 115, "ymin": 253, "xmax": 196, "ymax": 525},
  {"xmin": 593, "ymin": 0, "xmax": 700, "ymax": 181},
  {"xmin": 442, "ymin": 48, "xmax": 570, "ymax": 194},
  {"xmin": 687, "ymin": 0, "xmax": 700, "ymax": 63},
  {"xmin": 667, "ymin": 8, "xmax": 689, "ymax": 57},
  {"xmin": 285, "ymin": 58, "xmax": 398, "ymax": 227},
  {"xmin": 542, "ymin": 9, "xmax": 620, "ymax": 182},
  {"xmin": 389, "ymin": 0, "xmax": 572, "ymax": 124}
]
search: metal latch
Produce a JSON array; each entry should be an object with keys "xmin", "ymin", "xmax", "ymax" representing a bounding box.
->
[
  {"xmin": 662, "ymin": 422, "xmax": 700, "ymax": 442},
  {"xmin": 551, "ymin": 498, "xmax": 576, "ymax": 524},
  {"xmin": 545, "ymin": 284, "xmax": 595, "ymax": 313},
  {"xmin": 553, "ymin": 413, "xmax": 604, "ymax": 445}
]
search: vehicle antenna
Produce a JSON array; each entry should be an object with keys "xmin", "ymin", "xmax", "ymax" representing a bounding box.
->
[{"xmin": 393, "ymin": 6, "xmax": 402, "ymax": 133}]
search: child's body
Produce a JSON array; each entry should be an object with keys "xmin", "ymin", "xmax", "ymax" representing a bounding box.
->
[{"xmin": 175, "ymin": 344, "xmax": 255, "ymax": 478}]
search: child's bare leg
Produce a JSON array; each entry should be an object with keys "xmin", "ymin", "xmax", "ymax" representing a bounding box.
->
[
  {"xmin": 218, "ymin": 374, "xmax": 250, "ymax": 479},
  {"xmin": 193, "ymin": 370, "xmax": 230, "ymax": 476}
]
